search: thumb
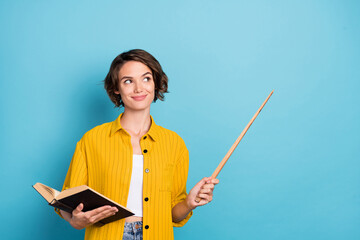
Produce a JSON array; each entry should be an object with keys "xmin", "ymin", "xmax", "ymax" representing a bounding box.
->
[{"xmin": 73, "ymin": 203, "xmax": 84, "ymax": 215}]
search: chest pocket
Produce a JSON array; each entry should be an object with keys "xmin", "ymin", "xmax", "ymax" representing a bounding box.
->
[{"xmin": 160, "ymin": 161, "xmax": 174, "ymax": 192}]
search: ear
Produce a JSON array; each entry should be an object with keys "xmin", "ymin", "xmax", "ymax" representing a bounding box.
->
[{"xmin": 114, "ymin": 91, "xmax": 120, "ymax": 95}]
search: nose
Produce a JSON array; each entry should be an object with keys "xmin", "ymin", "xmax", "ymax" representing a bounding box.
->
[{"xmin": 134, "ymin": 80, "xmax": 143, "ymax": 93}]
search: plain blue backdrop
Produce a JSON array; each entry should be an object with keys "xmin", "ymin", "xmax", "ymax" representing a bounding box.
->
[{"xmin": 1, "ymin": 0, "xmax": 359, "ymax": 239}]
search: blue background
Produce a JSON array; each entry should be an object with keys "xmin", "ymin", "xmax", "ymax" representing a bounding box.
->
[{"xmin": 1, "ymin": 0, "xmax": 359, "ymax": 239}]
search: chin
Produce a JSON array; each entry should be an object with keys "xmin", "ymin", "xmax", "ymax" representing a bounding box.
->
[{"xmin": 124, "ymin": 102, "xmax": 152, "ymax": 111}]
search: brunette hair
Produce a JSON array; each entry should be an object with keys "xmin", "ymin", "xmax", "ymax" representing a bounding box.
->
[{"xmin": 104, "ymin": 49, "xmax": 168, "ymax": 108}]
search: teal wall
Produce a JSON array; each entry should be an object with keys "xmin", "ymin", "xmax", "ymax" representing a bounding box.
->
[{"xmin": 1, "ymin": 0, "xmax": 359, "ymax": 239}]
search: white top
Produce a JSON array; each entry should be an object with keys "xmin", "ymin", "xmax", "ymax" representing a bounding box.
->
[{"xmin": 126, "ymin": 154, "xmax": 144, "ymax": 217}]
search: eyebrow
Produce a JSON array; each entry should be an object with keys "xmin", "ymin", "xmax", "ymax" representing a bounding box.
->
[{"xmin": 120, "ymin": 72, "xmax": 152, "ymax": 80}]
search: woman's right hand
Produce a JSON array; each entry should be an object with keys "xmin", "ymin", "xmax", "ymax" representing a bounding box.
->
[{"xmin": 60, "ymin": 203, "xmax": 118, "ymax": 229}]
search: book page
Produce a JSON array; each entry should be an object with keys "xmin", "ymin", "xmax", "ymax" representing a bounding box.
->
[{"xmin": 33, "ymin": 182, "xmax": 58, "ymax": 203}]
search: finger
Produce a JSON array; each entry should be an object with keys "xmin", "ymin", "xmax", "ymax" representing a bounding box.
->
[
  {"xmin": 86, "ymin": 205, "xmax": 114, "ymax": 217},
  {"xmin": 73, "ymin": 203, "xmax": 84, "ymax": 215},
  {"xmin": 212, "ymin": 178, "xmax": 220, "ymax": 185},
  {"xmin": 195, "ymin": 178, "xmax": 208, "ymax": 189},
  {"xmin": 198, "ymin": 177, "xmax": 214, "ymax": 190},
  {"xmin": 88, "ymin": 206, "xmax": 118, "ymax": 218},
  {"xmin": 198, "ymin": 193, "xmax": 212, "ymax": 202},
  {"xmin": 88, "ymin": 207, "xmax": 118, "ymax": 223},
  {"xmin": 199, "ymin": 188, "xmax": 212, "ymax": 194},
  {"xmin": 205, "ymin": 177, "xmax": 213, "ymax": 184},
  {"xmin": 193, "ymin": 177, "xmax": 213, "ymax": 203},
  {"xmin": 196, "ymin": 198, "xmax": 210, "ymax": 206},
  {"xmin": 198, "ymin": 193, "xmax": 211, "ymax": 199},
  {"xmin": 192, "ymin": 178, "xmax": 207, "ymax": 197},
  {"xmin": 202, "ymin": 183, "xmax": 215, "ymax": 189},
  {"xmin": 204, "ymin": 178, "xmax": 219, "ymax": 185}
]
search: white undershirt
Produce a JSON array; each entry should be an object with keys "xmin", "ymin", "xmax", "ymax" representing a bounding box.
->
[{"xmin": 126, "ymin": 154, "xmax": 144, "ymax": 217}]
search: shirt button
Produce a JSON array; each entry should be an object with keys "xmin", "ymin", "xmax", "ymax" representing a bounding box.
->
[
  {"xmin": 143, "ymin": 149, "xmax": 148, "ymax": 153},
  {"xmin": 144, "ymin": 197, "xmax": 149, "ymax": 202},
  {"xmin": 145, "ymin": 225, "xmax": 149, "ymax": 229},
  {"xmin": 145, "ymin": 168, "xmax": 150, "ymax": 173},
  {"xmin": 143, "ymin": 136, "xmax": 147, "ymax": 140}
]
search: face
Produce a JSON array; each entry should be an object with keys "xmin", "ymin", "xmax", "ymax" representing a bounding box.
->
[{"xmin": 114, "ymin": 61, "xmax": 155, "ymax": 111}]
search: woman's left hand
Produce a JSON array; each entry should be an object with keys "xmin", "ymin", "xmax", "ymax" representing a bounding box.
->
[{"xmin": 186, "ymin": 177, "xmax": 220, "ymax": 210}]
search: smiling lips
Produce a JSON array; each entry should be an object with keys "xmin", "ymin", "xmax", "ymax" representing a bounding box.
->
[{"xmin": 131, "ymin": 95, "xmax": 147, "ymax": 101}]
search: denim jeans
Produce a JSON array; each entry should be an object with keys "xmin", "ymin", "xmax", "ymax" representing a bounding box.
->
[{"xmin": 122, "ymin": 221, "xmax": 143, "ymax": 240}]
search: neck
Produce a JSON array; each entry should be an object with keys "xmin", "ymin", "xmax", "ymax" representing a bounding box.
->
[{"xmin": 120, "ymin": 108, "xmax": 151, "ymax": 136}]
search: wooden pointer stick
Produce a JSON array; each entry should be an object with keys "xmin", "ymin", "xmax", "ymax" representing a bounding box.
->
[
  {"xmin": 195, "ymin": 90, "xmax": 274, "ymax": 203},
  {"xmin": 211, "ymin": 90, "xmax": 273, "ymax": 178}
]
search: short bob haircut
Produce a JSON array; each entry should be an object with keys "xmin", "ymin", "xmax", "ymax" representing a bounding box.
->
[{"xmin": 104, "ymin": 49, "xmax": 168, "ymax": 108}]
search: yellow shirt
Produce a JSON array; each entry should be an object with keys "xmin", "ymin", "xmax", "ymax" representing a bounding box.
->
[{"xmin": 57, "ymin": 113, "xmax": 192, "ymax": 239}]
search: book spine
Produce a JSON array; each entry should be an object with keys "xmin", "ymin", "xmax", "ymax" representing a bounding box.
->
[{"xmin": 50, "ymin": 199, "xmax": 74, "ymax": 213}]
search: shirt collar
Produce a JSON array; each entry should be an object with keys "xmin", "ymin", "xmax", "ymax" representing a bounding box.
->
[{"xmin": 110, "ymin": 113, "xmax": 159, "ymax": 141}]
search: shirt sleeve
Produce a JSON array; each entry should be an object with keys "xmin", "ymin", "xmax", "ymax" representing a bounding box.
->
[
  {"xmin": 171, "ymin": 146, "xmax": 193, "ymax": 227},
  {"xmin": 55, "ymin": 139, "xmax": 88, "ymax": 218}
]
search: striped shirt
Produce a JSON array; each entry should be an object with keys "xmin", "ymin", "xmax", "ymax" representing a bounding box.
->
[{"xmin": 56, "ymin": 113, "xmax": 192, "ymax": 239}]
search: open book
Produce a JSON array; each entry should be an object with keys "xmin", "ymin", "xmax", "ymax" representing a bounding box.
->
[{"xmin": 33, "ymin": 182, "xmax": 134, "ymax": 225}]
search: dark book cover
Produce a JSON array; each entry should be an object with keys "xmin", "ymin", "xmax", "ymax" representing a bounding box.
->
[{"xmin": 50, "ymin": 189, "xmax": 134, "ymax": 225}]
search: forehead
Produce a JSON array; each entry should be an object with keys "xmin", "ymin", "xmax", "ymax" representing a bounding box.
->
[{"xmin": 118, "ymin": 61, "xmax": 152, "ymax": 78}]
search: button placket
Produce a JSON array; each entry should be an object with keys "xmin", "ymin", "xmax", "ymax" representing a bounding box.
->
[
  {"xmin": 141, "ymin": 137, "xmax": 152, "ymax": 176},
  {"xmin": 141, "ymin": 137, "xmax": 151, "ymax": 224},
  {"xmin": 140, "ymin": 135, "xmax": 152, "ymax": 155}
]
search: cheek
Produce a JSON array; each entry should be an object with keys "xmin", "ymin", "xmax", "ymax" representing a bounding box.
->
[
  {"xmin": 146, "ymin": 82, "xmax": 155, "ymax": 93},
  {"xmin": 120, "ymin": 85, "xmax": 132, "ymax": 95}
]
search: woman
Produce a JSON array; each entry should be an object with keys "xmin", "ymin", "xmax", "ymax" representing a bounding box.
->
[{"xmin": 57, "ymin": 49, "xmax": 219, "ymax": 240}]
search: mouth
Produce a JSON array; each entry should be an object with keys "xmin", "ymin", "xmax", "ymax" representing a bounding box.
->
[{"xmin": 131, "ymin": 95, "xmax": 147, "ymax": 101}]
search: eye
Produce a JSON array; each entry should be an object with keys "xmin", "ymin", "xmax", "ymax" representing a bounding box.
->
[
  {"xmin": 124, "ymin": 79, "xmax": 132, "ymax": 84},
  {"xmin": 143, "ymin": 77, "xmax": 151, "ymax": 82}
]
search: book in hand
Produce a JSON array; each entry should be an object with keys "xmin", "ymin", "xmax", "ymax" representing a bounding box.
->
[{"xmin": 33, "ymin": 182, "xmax": 134, "ymax": 225}]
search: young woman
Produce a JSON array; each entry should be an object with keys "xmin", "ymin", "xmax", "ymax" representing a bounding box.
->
[{"xmin": 57, "ymin": 49, "xmax": 219, "ymax": 240}]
